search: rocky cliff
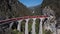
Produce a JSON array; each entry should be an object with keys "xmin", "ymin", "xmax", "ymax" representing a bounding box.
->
[
  {"xmin": 32, "ymin": 0, "xmax": 60, "ymax": 18},
  {"xmin": 0, "ymin": 0, "xmax": 31, "ymax": 19},
  {"xmin": 41, "ymin": 0, "xmax": 60, "ymax": 18}
]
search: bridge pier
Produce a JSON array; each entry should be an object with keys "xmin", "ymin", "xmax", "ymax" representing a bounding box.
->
[
  {"xmin": 17, "ymin": 20, "xmax": 22, "ymax": 32},
  {"xmin": 39, "ymin": 18, "xmax": 44, "ymax": 34},
  {"xmin": 25, "ymin": 19, "xmax": 29, "ymax": 34},
  {"xmin": 32, "ymin": 18, "xmax": 36, "ymax": 34},
  {"xmin": 9, "ymin": 22, "xmax": 14, "ymax": 29}
]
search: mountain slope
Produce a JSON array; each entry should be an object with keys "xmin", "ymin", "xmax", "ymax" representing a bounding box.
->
[
  {"xmin": 41, "ymin": 0, "xmax": 60, "ymax": 18},
  {"xmin": 31, "ymin": 0, "xmax": 60, "ymax": 18},
  {"xmin": 0, "ymin": 0, "xmax": 31, "ymax": 19}
]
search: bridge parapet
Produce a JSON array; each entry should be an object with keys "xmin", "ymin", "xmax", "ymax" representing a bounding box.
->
[{"xmin": 0, "ymin": 15, "xmax": 48, "ymax": 23}]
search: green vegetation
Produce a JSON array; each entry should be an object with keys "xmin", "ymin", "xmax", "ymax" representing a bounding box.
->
[{"xmin": 11, "ymin": 19, "xmax": 52, "ymax": 34}]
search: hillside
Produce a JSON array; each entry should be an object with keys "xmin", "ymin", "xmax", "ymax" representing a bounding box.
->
[
  {"xmin": 41, "ymin": 0, "xmax": 60, "ymax": 18},
  {"xmin": 30, "ymin": 0, "xmax": 60, "ymax": 18},
  {"xmin": 28, "ymin": 5, "xmax": 42, "ymax": 16},
  {"xmin": 0, "ymin": 0, "xmax": 31, "ymax": 20}
]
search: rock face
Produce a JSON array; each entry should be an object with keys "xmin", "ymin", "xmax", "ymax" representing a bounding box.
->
[
  {"xmin": 0, "ymin": 0, "xmax": 31, "ymax": 19},
  {"xmin": 33, "ymin": 0, "xmax": 60, "ymax": 18},
  {"xmin": 41, "ymin": 0, "xmax": 60, "ymax": 18},
  {"xmin": 41, "ymin": 1, "xmax": 60, "ymax": 33}
]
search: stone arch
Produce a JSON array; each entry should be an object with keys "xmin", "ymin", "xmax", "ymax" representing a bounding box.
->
[
  {"xmin": 28, "ymin": 19, "xmax": 33, "ymax": 34},
  {"xmin": 35, "ymin": 18, "xmax": 40, "ymax": 34},
  {"xmin": 21, "ymin": 20, "xmax": 26, "ymax": 33},
  {"xmin": 11, "ymin": 21, "xmax": 18, "ymax": 29}
]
